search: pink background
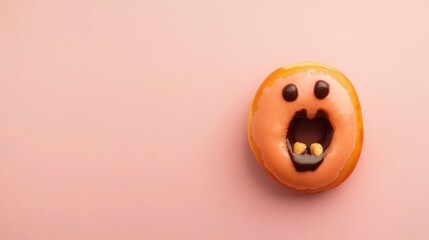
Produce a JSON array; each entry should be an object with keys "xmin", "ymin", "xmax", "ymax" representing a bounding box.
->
[{"xmin": 0, "ymin": 0, "xmax": 428, "ymax": 239}]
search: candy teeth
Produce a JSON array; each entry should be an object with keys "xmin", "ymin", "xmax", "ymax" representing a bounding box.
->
[
  {"xmin": 310, "ymin": 143, "xmax": 323, "ymax": 157},
  {"xmin": 293, "ymin": 142, "xmax": 307, "ymax": 155},
  {"xmin": 292, "ymin": 142, "xmax": 324, "ymax": 156}
]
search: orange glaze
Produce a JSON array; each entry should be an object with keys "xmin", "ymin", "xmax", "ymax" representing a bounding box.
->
[{"xmin": 248, "ymin": 63, "xmax": 364, "ymax": 193}]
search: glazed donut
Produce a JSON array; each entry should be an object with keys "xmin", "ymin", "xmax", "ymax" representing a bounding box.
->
[{"xmin": 247, "ymin": 62, "xmax": 363, "ymax": 193}]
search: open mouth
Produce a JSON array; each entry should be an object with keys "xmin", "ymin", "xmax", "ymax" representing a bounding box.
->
[{"xmin": 286, "ymin": 109, "xmax": 333, "ymax": 172}]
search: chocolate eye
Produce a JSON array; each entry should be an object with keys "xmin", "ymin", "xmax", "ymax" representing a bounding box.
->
[
  {"xmin": 314, "ymin": 80, "xmax": 330, "ymax": 99},
  {"xmin": 282, "ymin": 84, "xmax": 298, "ymax": 102}
]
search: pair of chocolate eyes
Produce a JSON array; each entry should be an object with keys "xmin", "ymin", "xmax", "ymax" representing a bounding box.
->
[{"xmin": 282, "ymin": 80, "xmax": 330, "ymax": 102}]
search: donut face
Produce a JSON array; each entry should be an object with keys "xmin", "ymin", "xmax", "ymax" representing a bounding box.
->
[{"xmin": 248, "ymin": 63, "xmax": 363, "ymax": 193}]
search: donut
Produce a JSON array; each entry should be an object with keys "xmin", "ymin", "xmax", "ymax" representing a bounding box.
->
[{"xmin": 247, "ymin": 62, "xmax": 363, "ymax": 193}]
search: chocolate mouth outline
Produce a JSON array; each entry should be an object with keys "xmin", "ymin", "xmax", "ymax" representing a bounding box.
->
[{"xmin": 286, "ymin": 109, "xmax": 333, "ymax": 172}]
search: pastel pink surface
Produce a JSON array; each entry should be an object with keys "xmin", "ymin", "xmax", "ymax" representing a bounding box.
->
[{"xmin": 0, "ymin": 0, "xmax": 428, "ymax": 239}]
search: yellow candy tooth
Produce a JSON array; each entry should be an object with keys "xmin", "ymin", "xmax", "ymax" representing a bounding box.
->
[
  {"xmin": 293, "ymin": 142, "xmax": 306, "ymax": 155},
  {"xmin": 310, "ymin": 143, "xmax": 323, "ymax": 157}
]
